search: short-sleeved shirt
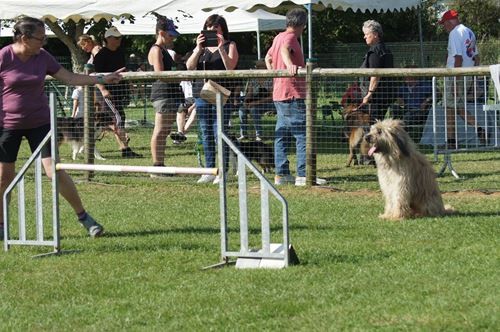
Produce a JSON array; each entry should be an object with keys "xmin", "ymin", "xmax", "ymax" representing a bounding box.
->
[
  {"xmin": 72, "ymin": 87, "xmax": 83, "ymax": 118},
  {"xmin": 266, "ymin": 31, "xmax": 306, "ymax": 101},
  {"xmin": 446, "ymin": 24, "xmax": 478, "ymax": 68},
  {"xmin": 0, "ymin": 45, "xmax": 61, "ymax": 129},
  {"xmin": 361, "ymin": 42, "xmax": 394, "ymax": 104},
  {"xmin": 93, "ymin": 47, "xmax": 129, "ymax": 100}
]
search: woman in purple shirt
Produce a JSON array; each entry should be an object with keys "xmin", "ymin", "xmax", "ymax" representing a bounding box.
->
[{"xmin": 0, "ymin": 17, "xmax": 123, "ymax": 239}]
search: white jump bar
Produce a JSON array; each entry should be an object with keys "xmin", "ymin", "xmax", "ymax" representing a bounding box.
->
[{"xmin": 56, "ymin": 163, "xmax": 218, "ymax": 176}]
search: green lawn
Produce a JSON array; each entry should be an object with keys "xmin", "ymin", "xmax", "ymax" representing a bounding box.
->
[{"xmin": 0, "ymin": 121, "xmax": 498, "ymax": 330}]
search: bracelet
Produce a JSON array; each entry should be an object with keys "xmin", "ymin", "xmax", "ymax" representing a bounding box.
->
[
  {"xmin": 96, "ymin": 75, "xmax": 105, "ymax": 85},
  {"xmin": 369, "ymin": 90, "xmax": 375, "ymax": 93}
]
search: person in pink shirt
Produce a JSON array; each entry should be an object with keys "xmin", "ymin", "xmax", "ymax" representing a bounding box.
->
[
  {"xmin": 0, "ymin": 17, "xmax": 123, "ymax": 239},
  {"xmin": 265, "ymin": 8, "xmax": 308, "ymax": 186}
]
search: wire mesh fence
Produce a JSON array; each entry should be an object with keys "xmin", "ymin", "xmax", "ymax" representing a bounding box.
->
[{"xmin": 48, "ymin": 65, "xmax": 498, "ymax": 188}]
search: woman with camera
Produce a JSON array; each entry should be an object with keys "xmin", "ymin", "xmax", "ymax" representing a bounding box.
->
[{"xmin": 186, "ymin": 14, "xmax": 239, "ymax": 184}]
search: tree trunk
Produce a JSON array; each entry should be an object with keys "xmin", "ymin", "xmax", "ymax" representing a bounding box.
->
[{"xmin": 44, "ymin": 19, "xmax": 88, "ymax": 73}]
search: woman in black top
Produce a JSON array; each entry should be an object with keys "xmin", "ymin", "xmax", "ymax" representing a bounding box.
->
[
  {"xmin": 360, "ymin": 20, "xmax": 394, "ymax": 122},
  {"xmin": 186, "ymin": 14, "xmax": 239, "ymax": 184},
  {"xmin": 147, "ymin": 15, "xmax": 181, "ymax": 171}
]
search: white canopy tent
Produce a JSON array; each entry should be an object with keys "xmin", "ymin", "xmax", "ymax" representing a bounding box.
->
[
  {"xmin": 115, "ymin": 9, "xmax": 286, "ymax": 59},
  {"xmin": 0, "ymin": 0, "xmax": 424, "ymax": 62},
  {"xmin": 146, "ymin": 0, "xmax": 423, "ymax": 61}
]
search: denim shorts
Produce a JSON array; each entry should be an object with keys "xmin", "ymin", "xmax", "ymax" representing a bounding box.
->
[
  {"xmin": 0, "ymin": 124, "xmax": 52, "ymax": 163},
  {"xmin": 153, "ymin": 98, "xmax": 178, "ymax": 114}
]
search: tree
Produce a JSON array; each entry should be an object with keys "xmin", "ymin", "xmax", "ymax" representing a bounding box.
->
[
  {"xmin": 44, "ymin": 18, "xmax": 114, "ymax": 73},
  {"xmin": 454, "ymin": 0, "xmax": 500, "ymax": 39}
]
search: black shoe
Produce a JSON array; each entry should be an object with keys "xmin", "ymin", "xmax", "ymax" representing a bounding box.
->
[
  {"xmin": 170, "ymin": 132, "xmax": 187, "ymax": 142},
  {"xmin": 477, "ymin": 127, "xmax": 487, "ymax": 145},
  {"xmin": 446, "ymin": 138, "xmax": 456, "ymax": 150},
  {"xmin": 121, "ymin": 147, "xmax": 142, "ymax": 158}
]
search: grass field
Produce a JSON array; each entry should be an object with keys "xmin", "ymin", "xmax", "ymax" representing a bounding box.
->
[{"xmin": 0, "ymin": 122, "xmax": 499, "ymax": 330}]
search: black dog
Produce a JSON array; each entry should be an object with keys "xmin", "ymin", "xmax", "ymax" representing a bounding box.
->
[{"xmin": 228, "ymin": 136, "xmax": 274, "ymax": 174}]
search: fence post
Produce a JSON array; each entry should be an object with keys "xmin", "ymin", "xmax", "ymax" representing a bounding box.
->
[
  {"xmin": 83, "ymin": 63, "xmax": 95, "ymax": 180},
  {"xmin": 305, "ymin": 60, "xmax": 317, "ymax": 186}
]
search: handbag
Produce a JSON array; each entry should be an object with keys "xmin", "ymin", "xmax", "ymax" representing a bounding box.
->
[{"xmin": 200, "ymin": 79, "xmax": 231, "ymax": 105}]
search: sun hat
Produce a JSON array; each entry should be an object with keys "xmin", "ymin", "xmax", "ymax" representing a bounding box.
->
[
  {"xmin": 104, "ymin": 26, "xmax": 122, "ymax": 38},
  {"xmin": 162, "ymin": 18, "xmax": 180, "ymax": 37},
  {"xmin": 438, "ymin": 10, "xmax": 458, "ymax": 24}
]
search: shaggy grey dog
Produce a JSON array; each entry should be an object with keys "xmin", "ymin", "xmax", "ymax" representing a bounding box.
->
[{"xmin": 365, "ymin": 119, "xmax": 453, "ymax": 220}]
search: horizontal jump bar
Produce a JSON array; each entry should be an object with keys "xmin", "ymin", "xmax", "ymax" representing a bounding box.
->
[{"xmin": 56, "ymin": 163, "xmax": 218, "ymax": 176}]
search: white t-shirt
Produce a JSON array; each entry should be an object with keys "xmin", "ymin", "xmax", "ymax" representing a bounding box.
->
[
  {"xmin": 180, "ymin": 81, "xmax": 193, "ymax": 99},
  {"xmin": 72, "ymin": 87, "xmax": 83, "ymax": 118},
  {"xmin": 446, "ymin": 24, "xmax": 478, "ymax": 68}
]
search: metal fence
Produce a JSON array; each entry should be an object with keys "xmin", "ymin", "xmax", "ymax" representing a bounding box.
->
[{"xmin": 49, "ymin": 65, "xmax": 498, "ymax": 187}]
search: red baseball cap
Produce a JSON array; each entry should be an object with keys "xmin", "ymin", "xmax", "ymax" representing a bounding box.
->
[{"xmin": 439, "ymin": 10, "xmax": 458, "ymax": 24}]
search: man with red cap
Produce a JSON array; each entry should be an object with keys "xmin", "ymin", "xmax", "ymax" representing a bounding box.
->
[{"xmin": 439, "ymin": 10, "xmax": 486, "ymax": 146}]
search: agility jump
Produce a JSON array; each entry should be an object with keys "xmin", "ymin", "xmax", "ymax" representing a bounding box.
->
[{"xmin": 3, "ymin": 93, "xmax": 294, "ymax": 268}]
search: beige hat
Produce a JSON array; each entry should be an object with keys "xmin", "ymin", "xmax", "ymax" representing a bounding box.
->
[{"xmin": 104, "ymin": 26, "xmax": 122, "ymax": 38}]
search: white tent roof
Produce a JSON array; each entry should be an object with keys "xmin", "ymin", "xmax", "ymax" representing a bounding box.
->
[
  {"xmin": 148, "ymin": 0, "xmax": 422, "ymax": 15},
  {"xmin": 116, "ymin": 9, "xmax": 286, "ymax": 35},
  {"xmin": 0, "ymin": 1, "xmax": 422, "ymax": 22}
]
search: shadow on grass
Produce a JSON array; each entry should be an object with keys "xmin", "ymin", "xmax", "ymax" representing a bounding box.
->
[
  {"xmin": 302, "ymin": 251, "xmax": 394, "ymax": 266},
  {"xmin": 448, "ymin": 170, "xmax": 500, "ymax": 179},
  {"xmin": 102, "ymin": 225, "xmax": 221, "ymax": 238},
  {"xmin": 450, "ymin": 211, "xmax": 500, "ymax": 218},
  {"xmin": 330, "ymin": 174, "xmax": 379, "ymax": 182}
]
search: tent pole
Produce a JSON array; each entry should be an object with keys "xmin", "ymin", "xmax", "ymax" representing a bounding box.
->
[
  {"xmin": 256, "ymin": 23, "xmax": 261, "ymax": 60},
  {"xmin": 307, "ymin": 3, "xmax": 312, "ymax": 60},
  {"xmin": 418, "ymin": 3, "xmax": 425, "ymax": 67}
]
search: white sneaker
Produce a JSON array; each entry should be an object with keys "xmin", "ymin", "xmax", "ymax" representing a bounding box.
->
[
  {"xmin": 295, "ymin": 176, "xmax": 306, "ymax": 186},
  {"xmin": 315, "ymin": 177, "xmax": 327, "ymax": 185},
  {"xmin": 212, "ymin": 175, "xmax": 220, "ymax": 184},
  {"xmin": 197, "ymin": 174, "xmax": 216, "ymax": 184},
  {"xmin": 274, "ymin": 175, "xmax": 295, "ymax": 185},
  {"xmin": 295, "ymin": 177, "xmax": 327, "ymax": 186},
  {"xmin": 255, "ymin": 136, "xmax": 262, "ymax": 142}
]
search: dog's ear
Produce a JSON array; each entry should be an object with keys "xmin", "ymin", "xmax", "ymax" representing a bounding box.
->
[{"xmin": 394, "ymin": 134, "xmax": 410, "ymax": 158}]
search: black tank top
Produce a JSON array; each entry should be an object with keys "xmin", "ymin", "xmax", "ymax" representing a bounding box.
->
[
  {"xmin": 150, "ymin": 44, "xmax": 181, "ymax": 101},
  {"xmin": 193, "ymin": 41, "xmax": 234, "ymax": 96}
]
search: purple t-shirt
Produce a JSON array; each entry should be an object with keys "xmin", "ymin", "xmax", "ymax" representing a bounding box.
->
[{"xmin": 0, "ymin": 45, "xmax": 62, "ymax": 129}]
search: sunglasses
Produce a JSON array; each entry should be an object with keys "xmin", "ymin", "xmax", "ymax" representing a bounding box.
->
[{"xmin": 30, "ymin": 35, "xmax": 48, "ymax": 44}]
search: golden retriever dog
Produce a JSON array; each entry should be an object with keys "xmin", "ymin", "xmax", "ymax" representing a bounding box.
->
[
  {"xmin": 364, "ymin": 119, "xmax": 453, "ymax": 220},
  {"xmin": 343, "ymin": 104, "xmax": 372, "ymax": 167}
]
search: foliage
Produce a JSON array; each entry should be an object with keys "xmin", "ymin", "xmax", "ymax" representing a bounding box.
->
[{"xmin": 454, "ymin": 0, "xmax": 500, "ymax": 39}]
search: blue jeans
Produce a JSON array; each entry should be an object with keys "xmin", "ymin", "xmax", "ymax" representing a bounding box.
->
[
  {"xmin": 274, "ymin": 99, "xmax": 306, "ymax": 177},
  {"xmin": 195, "ymin": 97, "xmax": 231, "ymax": 168},
  {"xmin": 239, "ymin": 104, "xmax": 266, "ymax": 137}
]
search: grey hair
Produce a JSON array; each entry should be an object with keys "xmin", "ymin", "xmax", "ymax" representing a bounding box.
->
[
  {"xmin": 362, "ymin": 20, "xmax": 383, "ymax": 38},
  {"xmin": 12, "ymin": 16, "xmax": 45, "ymax": 42},
  {"xmin": 286, "ymin": 8, "xmax": 307, "ymax": 28}
]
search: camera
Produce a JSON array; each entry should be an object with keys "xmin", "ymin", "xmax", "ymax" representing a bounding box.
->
[{"xmin": 201, "ymin": 30, "xmax": 218, "ymax": 47}]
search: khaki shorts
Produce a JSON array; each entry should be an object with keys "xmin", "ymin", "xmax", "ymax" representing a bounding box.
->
[{"xmin": 152, "ymin": 98, "xmax": 178, "ymax": 114}]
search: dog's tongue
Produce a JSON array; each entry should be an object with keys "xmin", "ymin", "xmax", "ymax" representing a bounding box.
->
[{"xmin": 368, "ymin": 146, "xmax": 377, "ymax": 157}]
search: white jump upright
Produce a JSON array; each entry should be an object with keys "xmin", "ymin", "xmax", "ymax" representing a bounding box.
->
[
  {"xmin": 3, "ymin": 95, "xmax": 61, "ymax": 253},
  {"xmin": 213, "ymin": 93, "xmax": 297, "ymax": 269}
]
